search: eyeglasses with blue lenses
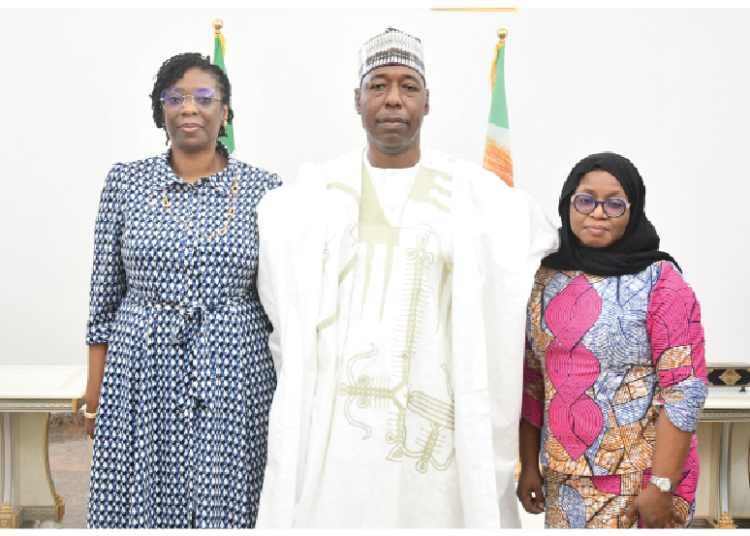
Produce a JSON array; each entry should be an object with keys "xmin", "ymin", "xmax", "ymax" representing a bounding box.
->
[
  {"xmin": 160, "ymin": 88, "xmax": 222, "ymax": 110},
  {"xmin": 571, "ymin": 193, "xmax": 631, "ymax": 218}
]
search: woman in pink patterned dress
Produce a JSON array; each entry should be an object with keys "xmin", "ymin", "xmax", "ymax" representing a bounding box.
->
[{"xmin": 517, "ymin": 152, "xmax": 707, "ymax": 529}]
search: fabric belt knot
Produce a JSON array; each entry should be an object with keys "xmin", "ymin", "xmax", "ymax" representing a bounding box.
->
[
  {"xmin": 171, "ymin": 304, "xmax": 203, "ymax": 344},
  {"xmin": 168, "ymin": 303, "xmax": 210, "ymax": 421},
  {"xmin": 127, "ymin": 291, "xmax": 250, "ymax": 420}
]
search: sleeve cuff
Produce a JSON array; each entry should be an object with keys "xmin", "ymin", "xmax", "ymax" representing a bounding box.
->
[{"xmin": 659, "ymin": 379, "xmax": 708, "ymax": 432}]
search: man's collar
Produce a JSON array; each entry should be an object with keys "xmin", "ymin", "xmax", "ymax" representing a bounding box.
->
[{"xmin": 362, "ymin": 148, "xmax": 421, "ymax": 174}]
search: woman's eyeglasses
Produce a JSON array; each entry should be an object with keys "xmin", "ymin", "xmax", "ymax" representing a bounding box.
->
[
  {"xmin": 571, "ymin": 193, "xmax": 630, "ymax": 218},
  {"xmin": 160, "ymin": 88, "xmax": 222, "ymax": 110}
]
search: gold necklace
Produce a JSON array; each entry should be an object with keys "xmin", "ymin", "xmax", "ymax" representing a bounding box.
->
[{"xmin": 160, "ymin": 175, "xmax": 239, "ymax": 240}]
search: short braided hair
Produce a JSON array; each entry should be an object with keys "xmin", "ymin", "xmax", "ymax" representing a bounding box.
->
[{"xmin": 150, "ymin": 52, "xmax": 234, "ymax": 144}]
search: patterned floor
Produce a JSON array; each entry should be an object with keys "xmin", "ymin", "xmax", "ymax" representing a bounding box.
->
[{"xmin": 46, "ymin": 417, "xmax": 91, "ymax": 529}]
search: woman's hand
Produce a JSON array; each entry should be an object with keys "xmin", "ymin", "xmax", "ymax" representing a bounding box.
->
[
  {"xmin": 84, "ymin": 387, "xmax": 99, "ymax": 440},
  {"xmin": 626, "ymin": 409, "xmax": 693, "ymax": 527},
  {"xmin": 85, "ymin": 409, "xmax": 97, "ymax": 440},
  {"xmin": 518, "ymin": 418, "xmax": 545, "ymax": 514},
  {"xmin": 625, "ymin": 484, "xmax": 685, "ymax": 528},
  {"xmin": 516, "ymin": 466, "xmax": 545, "ymax": 514},
  {"xmin": 85, "ymin": 343, "xmax": 108, "ymax": 441}
]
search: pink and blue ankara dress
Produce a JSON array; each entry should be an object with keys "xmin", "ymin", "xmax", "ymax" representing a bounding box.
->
[
  {"xmin": 85, "ymin": 145, "xmax": 280, "ymax": 528},
  {"xmin": 522, "ymin": 261, "xmax": 707, "ymax": 529}
]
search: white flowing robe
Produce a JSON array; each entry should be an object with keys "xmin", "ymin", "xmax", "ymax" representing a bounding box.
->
[{"xmin": 255, "ymin": 148, "xmax": 559, "ymax": 528}]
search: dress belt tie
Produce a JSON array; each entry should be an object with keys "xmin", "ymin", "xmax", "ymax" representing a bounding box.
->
[
  {"xmin": 171, "ymin": 304, "xmax": 204, "ymax": 344},
  {"xmin": 127, "ymin": 292, "xmax": 249, "ymax": 418}
]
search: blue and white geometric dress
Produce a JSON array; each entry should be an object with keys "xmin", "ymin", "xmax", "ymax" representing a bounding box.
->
[{"xmin": 85, "ymin": 145, "xmax": 280, "ymax": 528}]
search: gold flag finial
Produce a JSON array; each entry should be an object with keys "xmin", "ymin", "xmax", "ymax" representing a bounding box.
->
[
  {"xmin": 497, "ymin": 28, "xmax": 508, "ymax": 42},
  {"xmin": 213, "ymin": 19, "xmax": 223, "ymax": 36}
]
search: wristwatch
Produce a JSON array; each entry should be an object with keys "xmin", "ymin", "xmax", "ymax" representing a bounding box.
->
[{"xmin": 649, "ymin": 475, "xmax": 676, "ymax": 493}]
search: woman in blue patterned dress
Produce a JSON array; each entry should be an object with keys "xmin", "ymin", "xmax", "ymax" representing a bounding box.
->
[{"xmin": 84, "ymin": 53, "xmax": 281, "ymax": 528}]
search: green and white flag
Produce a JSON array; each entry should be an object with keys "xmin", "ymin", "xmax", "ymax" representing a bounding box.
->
[
  {"xmin": 214, "ymin": 27, "xmax": 235, "ymax": 153},
  {"xmin": 483, "ymin": 33, "xmax": 513, "ymax": 187}
]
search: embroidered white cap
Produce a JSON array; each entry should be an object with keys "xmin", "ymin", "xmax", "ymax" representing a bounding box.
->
[{"xmin": 358, "ymin": 27, "xmax": 426, "ymax": 84}]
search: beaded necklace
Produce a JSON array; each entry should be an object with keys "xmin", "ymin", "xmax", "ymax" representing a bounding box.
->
[{"xmin": 161, "ymin": 175, "xmax": 239, "ymax": 240}]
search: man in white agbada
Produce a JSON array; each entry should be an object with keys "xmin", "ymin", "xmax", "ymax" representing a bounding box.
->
[{"xmin": 256, "ymin": 27, "xmax": 559, "ymax": 528}]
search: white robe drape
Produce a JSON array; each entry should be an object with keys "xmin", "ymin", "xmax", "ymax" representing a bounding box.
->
[{"xmin": 255, "ymin": 148, "xmax": 559, "ymax": 528}]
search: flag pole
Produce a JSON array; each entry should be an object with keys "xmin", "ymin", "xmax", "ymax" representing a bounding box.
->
[
  {"xmin": 212, "ymin": 18, "xmax": 235, "ymax": 153},
  {"xmin": 491, "ymin": 29, "xmax": 507, "ymax": 92},
  {"xmin": 213, "ymin": 19, "xmax": 225, "ymax": 60}
]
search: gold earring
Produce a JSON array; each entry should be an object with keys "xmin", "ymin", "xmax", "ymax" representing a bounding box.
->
[{"xmin": 221, "ymin": 119, "xmax": 227, "ymax": 127}]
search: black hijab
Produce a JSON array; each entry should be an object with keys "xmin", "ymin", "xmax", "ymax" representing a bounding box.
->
[{"xmin": 541, "ymin": 152, "xmax": 680, "ymax": 277}]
